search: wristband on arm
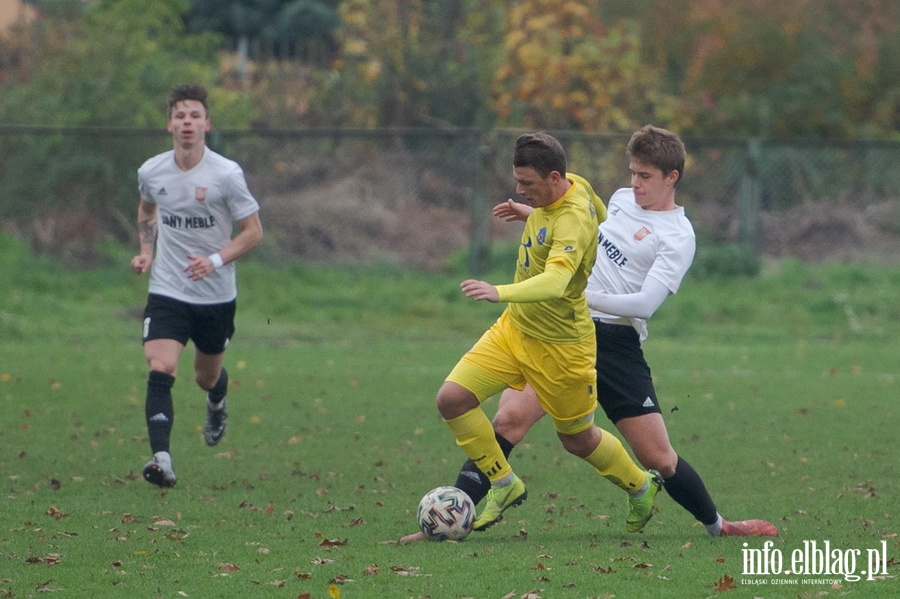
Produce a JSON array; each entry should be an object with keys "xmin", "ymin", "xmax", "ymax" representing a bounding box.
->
[{"xmin": 209, "ymin": 253, "xmax": 225, "ymax": 269}]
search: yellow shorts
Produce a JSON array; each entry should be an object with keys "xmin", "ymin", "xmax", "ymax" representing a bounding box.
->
[{"xmin": 446, "ymin": 310, "xmax": 597, "ymax": 434}]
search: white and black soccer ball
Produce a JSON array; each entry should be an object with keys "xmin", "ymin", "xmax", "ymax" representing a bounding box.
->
[{"xmin": 416, "ymin": 486, "xmax": 475, "ymax": 541}]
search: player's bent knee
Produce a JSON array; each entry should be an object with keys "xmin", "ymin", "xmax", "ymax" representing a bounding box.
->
[
  {"xmin": 435, "ymin": 382, "xmax": 478, "ymax": 419},
  {"xmin": 642, "ymin": 451, "xmax": 678, "ymax": 478}
]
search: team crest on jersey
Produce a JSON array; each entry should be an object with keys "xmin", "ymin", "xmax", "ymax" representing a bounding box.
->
[
  {"xmin": 634, "ymin": 226, "xmax": 651, "ymax": 241},
  {"xmin": 195, "ymin": 187, "xmax": 207, "ymax": 202},
  {"xmin": 536, "ymin": 227, "xmax": 547, "ymax": 245}
]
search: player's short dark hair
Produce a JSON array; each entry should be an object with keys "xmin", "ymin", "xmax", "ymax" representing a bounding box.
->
[
  {"xmin": 513, "ymin": 132, "xmax": 567, "ymax": 178},
  {"xmin": 627, "ymin": 125, "xmax": 686, "ymax": 185},
  {"xmin": 167, "ymin": 84, "xmax": 209, "ymax": 118}
]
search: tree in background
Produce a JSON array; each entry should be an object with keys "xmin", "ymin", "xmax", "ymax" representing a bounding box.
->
[
  {"xmin": 602, "ymin": 0, "xmax": 900, "ymax": 139},
  {"xmin": 0, "ymin": 0, "xmax": 256, "ymax": 239},
  {"xmin": 0, "ymin": 0, "xmax": 253, "ymax": 127},
  {"xmin": 490, "ymin": 0, "xmax": 680, "ymax": 133},
  {"xmin": 1, "ymin": 0, "xmax": 897, "ymax": 136},
  {"xmin": 310, "ymin": 0, "xmax": 504, "ymax": 127},
  {"xmin": 185, "ymin": 0, "xmax": 340, "ymax": 72},
  {"xmin": 183, "ymin": 0, "xmax": 341, "ymax": 127}
]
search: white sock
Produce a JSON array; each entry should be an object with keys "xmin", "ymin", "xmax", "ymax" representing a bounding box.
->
[
  {"xmin": 494, "ymin": 473, "xmax": 514, "ymax": 487},
  {"xmin": 207, "ymin": 396, "xmax": 226, "ymax": 410},
  {"xmin": 705, "ymin": 513, "xmax": 724, "ymax": 536},
  {"xmin": 629, "ymin": 479, "xmax": 650, "ymax": 498}
]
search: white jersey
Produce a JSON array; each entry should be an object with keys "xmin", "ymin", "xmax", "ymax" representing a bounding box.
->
[
  {"xmin": 588, "ymin": 187, "xmax": 695, "ymax": 341},
  {"xmin": 138, "ymin": 147, "xmax": 260, "ymax": 304}
]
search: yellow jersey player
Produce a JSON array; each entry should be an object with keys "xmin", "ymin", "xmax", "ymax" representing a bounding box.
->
[{"xmin": 435, "ymin": 132, "xmax": 661, "ymax": 532}]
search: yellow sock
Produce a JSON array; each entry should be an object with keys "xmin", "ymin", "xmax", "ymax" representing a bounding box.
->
[
  {"xmin": 445, "ymin": 408, "xmax": 511, "ymax": 482},
  {"xmin": 583, "ymin": 428, "xmax": 646, "ymax": 493}
]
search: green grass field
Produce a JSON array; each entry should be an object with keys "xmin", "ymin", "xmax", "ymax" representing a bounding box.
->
[{"xmin": 1, "ymin": 236, "xmax": 898, "ymax": 598}]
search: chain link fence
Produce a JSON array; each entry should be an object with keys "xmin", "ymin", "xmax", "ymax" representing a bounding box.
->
[{"xmin": 2, "ymin": 126, "xmax": 899, "ymax": 271}]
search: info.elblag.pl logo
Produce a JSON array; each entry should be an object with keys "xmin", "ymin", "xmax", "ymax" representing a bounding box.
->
[{"xmin": 742, "ymin": 540, "xmax": 892, "ymax": 584}]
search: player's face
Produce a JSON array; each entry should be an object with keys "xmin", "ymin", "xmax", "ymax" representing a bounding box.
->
[
  {"xmin": 167, "ymin": 100, "xmax": 210, "ymax": 150},
  {"xmin": 629, "ymin": 159, "xmax": 678, "ymax": 211},
  {"xmin": 513, "ymin": 166, "xmax": 560, "ymax": 208}
]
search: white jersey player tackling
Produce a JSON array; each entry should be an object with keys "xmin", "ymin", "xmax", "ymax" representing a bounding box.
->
[
  {"xmin": 130, "ymin": 84, "xmax": 263, "ymax": 487},
  {"xmin": 401, "ymin": 125, "xmax": 777, "ymax": 541}
]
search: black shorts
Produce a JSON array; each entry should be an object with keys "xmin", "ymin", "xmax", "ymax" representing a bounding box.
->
[
  {"xmin": 142, "ymin": 294, "xmax": 236, "ymax": 355},
  {"xmin": 594, "ymin": 320, "xmax": 662, "ymax": 423}
]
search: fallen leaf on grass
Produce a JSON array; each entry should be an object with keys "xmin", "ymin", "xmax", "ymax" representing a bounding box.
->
[
  {"xmin": 153, "ymin": 519, "xmax": 176, "ymax": 527},
  {"xmin": 46, "ymin": 506, "xmax": 67, "ymax": 520},
  {"xmin": 34, "ymin": 580, "xmax": 63, "ymax": 592},
  {"xmin": 363, "ymin": 564, "xmax": 379, "ymax": 575},
  {"xmin": 321, "ymin": 538, "xmax": 348, "ymax": 546},
  {"xmin": 25, "ymin": 554, "xmax": 61, "ymax": 566},
  {"xmin": 713, "ymin": 573, "xmax": 737, "ymax": 591},
  {"xmin": 846, "ymin": 482, "xmax": 877, "ymax": 498},
  {"xmin": 217, "ymin": 563, "xmax": 239, "ymax": 572}
]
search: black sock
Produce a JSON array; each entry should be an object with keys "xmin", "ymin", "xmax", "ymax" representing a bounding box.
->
[
  {"xmin": 207, "ymin": 368, "xmax": 228, "ymax": 404},
  {"xmin": 145, "ymin": 370, "xmax": 175, "ymax": 455},
  {"xmin": 663, "ymin": 456, "xmax": 719, "ymax": 525},
  {"xmin": 454, "ymin": 432, "xmax": 515, "ymax": 505}
]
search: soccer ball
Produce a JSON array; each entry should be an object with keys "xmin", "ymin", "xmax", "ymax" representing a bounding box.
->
[{"xmin": 416, "ymin": 486, "xmax": 475, "ymax": 541}]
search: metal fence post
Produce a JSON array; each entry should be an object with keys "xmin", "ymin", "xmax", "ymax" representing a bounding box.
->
[
  {"xmin": 739, "ymin": 138, "xmax": 762, "ymax": 251},
  {"xmin": 468, "ymin": 132, "xmax": 492, "ymax": 276}
]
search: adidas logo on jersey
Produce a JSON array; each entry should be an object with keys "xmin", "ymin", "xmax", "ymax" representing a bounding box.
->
[
  {"xmin": 149, "ymin": 412, "xmax": 170, "ymax": 423},
  {"xmin": 642, "ymin": 397, "xmax": 655, "ymax": 408},
  {"xmin": 157, "ymin": 187, "xmax": 168, "ymax": 195}
]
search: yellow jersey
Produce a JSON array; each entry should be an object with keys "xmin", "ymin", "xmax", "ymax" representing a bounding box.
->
[{"xmin": 504, "ymin": 174, "xmax": 602, "ymax": 343}]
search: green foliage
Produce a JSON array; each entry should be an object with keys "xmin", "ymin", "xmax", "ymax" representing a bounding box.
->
[
  {"xmin": 310, "ymin": 0, "xmax": 505, "ymax": 127},
  {"xmin": 0, "ymin": 0, "xmax": 257, "ymax": 231},
  {"xmin": 689, "ymin": 242, "xmax": 762, "ymax": 280},
  {"xmin": 1, "ymin": 0, "xmax": 228, "ymax": 127},
  {"xmin": 185, "ymin": 0, "xmax": 340, "ymax": 62}
]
